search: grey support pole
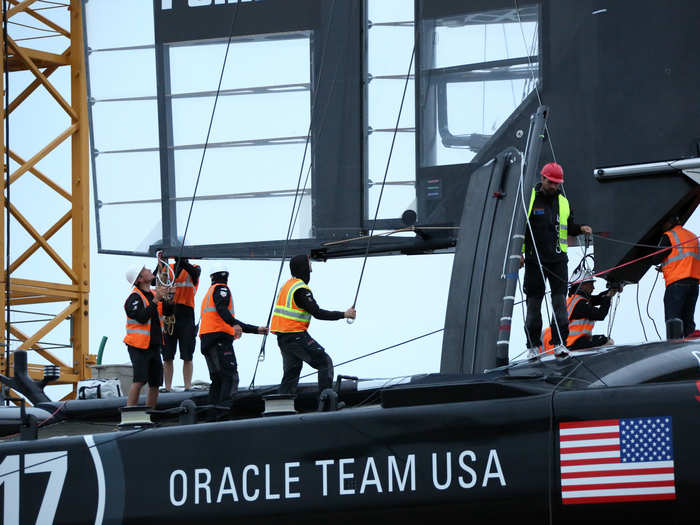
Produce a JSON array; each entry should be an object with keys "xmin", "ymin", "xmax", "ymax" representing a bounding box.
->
[{"xmin": 496, "ymin": 105, "xmax": 549, "ymax": 365}]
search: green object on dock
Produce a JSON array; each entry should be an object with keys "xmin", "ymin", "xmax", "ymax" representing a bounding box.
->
[{"xmin": 97, "ymin": 336, "xmax": 108, "ymax": 365}]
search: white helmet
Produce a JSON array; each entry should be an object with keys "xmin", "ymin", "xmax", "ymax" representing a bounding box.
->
[
  {"xmin": 125, "ymin": 265, "xmax": 146, "ymax": 287},
  {"xmin": 209, "ymin": 263, "xmax": 229, "ymax": 278},
  {"xmin": 581, "ymin": 271, "xmax": 595, "ymax": 283}
]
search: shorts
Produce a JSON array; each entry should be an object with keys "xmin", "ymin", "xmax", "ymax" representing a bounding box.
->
[
  {"xmin": 162, "ymin": 308, "xmax": 196, "ymax": 361},
  {"xmin": 128, "ymin": 345, "xmax": 163, "ymax": 387}
]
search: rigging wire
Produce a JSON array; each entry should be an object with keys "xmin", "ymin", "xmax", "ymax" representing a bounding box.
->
[
  {"xmin": 250, "ymin": 0, "xmax": 342, "ymax": 386},
  {"xmin": 175, "ymin": 0, "xmax": 242, "ymax": 257},
  {"xmin": 646, "ymin": 270, "xmax": 662, "ymax": 340},
  {"xmin": 514, "ymin": 0, "xmax": 558, "ymax": 165},
  {"xmin": 350, "ymin": 46, "xmax": 415, "ymax": 314},
  {"xmin": 251, "ymin": 327, "xmax": 444, "ymax": 397}
]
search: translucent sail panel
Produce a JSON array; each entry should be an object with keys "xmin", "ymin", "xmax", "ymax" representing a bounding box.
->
[
  {"xmin": 367, "ymin": 0, "xmax": 416, "ymax": 222},
  {"xmin": 419, "ymin": 7, "xmax": 539, "ymax": 167},
  {"xmin": 168, "ymin": 37, "xmax": 311, "ymax": 94},
  {"xmin": 85, "ymin": 0, "xmax": 159, "ymax": 253},
  {"xmin": 95, "ymin": 152, "xmax": 163, "ymax": 253},
  {"xmin": 84, "ymin": 0, "xmax": 155, "ymax": 49},
  {"xmin": 99, "ymin": 202, "xmax": 164, "ymax": 254},
  {"xmin": 166, "ymin": 35, "xmax": 312, "ymax": 245},
  {"xmin": 175, "ymin": 190, "xmax": 312, "ymax": 246}
]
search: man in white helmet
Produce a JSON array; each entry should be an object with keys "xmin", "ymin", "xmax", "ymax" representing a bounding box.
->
[
  {"xmin": 123, "ymin": 265, "xmax": 170, "ymax": 407},
  {"xmin": 198, "ymin": 264, "xmax": 268, "ymax": 406}
]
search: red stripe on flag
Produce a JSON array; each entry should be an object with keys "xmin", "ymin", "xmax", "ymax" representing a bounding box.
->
[
  {"xmin": 563, "ymin": 480, "xmax": 676, "ymax": 491},
  {"xmin": 561, "ymin": 467, "xmax": 675, "ymax": 479},
  {"xmin": 560, "ymin": 457, "xmax": 620, "ymax": 467},
  {"xmin": 560, "ymin": 419, "xmax": 619, "ymax": 429},
  {"xmin": 562, "ymin": 493, "xmax": 676, "ymax": 505},
  {"xmin": 560, "ymin": 432, "xmax": 619, "ymax": 441},
  {"xmin": 560, "ymin": 444, "xmax": 620, "ymax": 454}
]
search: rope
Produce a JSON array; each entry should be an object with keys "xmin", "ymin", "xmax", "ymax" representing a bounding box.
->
[
  {"xmin": 606, "ymin": 293, "xmax": 619, "ymax": 339},
  {"xmin": 250, "ymin": 0, "xmax": 342, "ymax": 386},
  {"xmin": 350, "ymin": 46, "xmax": 415, "ymax": 314},
  {"xmin": 635, "ymin": 283, "xmax": 648, "ymax": 342},
  {"xmin": 646, "ymin": 270, "xmax": 662, "ymax": 340}
]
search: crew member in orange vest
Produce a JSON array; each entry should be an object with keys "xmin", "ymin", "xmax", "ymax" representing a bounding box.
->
[
  {"xmin": 651, "ymin": 217, "xmax": 700, "ymax": 337},
  {"xmin": 123, "ymin": 265, "xmax": 170, "ymax": 407},
  {"xmin": 162, "ymin": 257, "xmax": 201, "ymax": 392},
  {"xmin": 270, "ymin": 254, "xmax": 356, "ymax": 396},
  {"xmin": 199, "ymin": 265, "xmax": 267, "ymax": 405},
  {"xmin": 543, "ymin": 272, "xmax": 616, "ymax": 352}
]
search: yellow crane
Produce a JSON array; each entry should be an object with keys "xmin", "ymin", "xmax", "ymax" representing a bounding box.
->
[{"xmin": 0, "ymin": 0, "xmax": 92, "ymax": 401}]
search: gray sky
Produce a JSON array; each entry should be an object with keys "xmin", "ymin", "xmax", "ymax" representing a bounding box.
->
[{"xmin": 6, "ymin": 0, "xmax": 697, "ymax": 399}]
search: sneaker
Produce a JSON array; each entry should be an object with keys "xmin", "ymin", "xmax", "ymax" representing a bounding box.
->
[
  {"xmin": 526, "ymin": 347, "xmax": 539, "ymax": 359},
  {"xmin": 553, "ymin": 345, "xmax": 569, "ymax": 358}
]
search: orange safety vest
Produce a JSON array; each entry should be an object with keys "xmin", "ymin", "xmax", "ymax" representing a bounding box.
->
[
  {"xmin": 270, "ymin": 278, "xmax": 312, "ymax": 333},
  {"xmin": 199, "ymin": 284, "xmax": 236, "ymax": 336},
  {"xmin": 660, "ymin": 226, "xmax": 700, "ymax": 286},
  {"xmin": 541, "ymin": 295, "xmax": 594, "ymax": 351},
  {"xmin": 124, "ymin": 287, "xmax": 155, "ymax": 349},
  {"xmin": 171, "ymin": 263, "xmax": 199, "ymax": 307}
]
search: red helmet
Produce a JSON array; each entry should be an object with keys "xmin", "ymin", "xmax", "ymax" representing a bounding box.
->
[{"xmin": 541, "ymin": 162, "xmax": 564, "ymax": 183}]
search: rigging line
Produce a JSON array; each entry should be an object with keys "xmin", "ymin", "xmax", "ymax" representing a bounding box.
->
[
  {"xmin": 8, "ymin": 20, "xmax": 59, "ymax": 33},
  {"xmin": 351, "ymin": 46, "xmax": 415, "ymax": 311},
  {"xmin": 591, "ymin": 232, "xmax": 663, "ymax": 249},
  {"xmin": 250, "ymin": 327, "xmax": 444, "ymax": 397},
  {"xmin": 175, "ymin": 0, "xmax": 242, "ymax": 256},
  {"xmin": 646, "ymin": 270, "xmax": 662, "ymax": 340},
  {"xmin": 501, "ymin": 157, "xmax": 522, "ymax": 277},
  {"xmin": 250, "ymin": 0, "xmax": 341, "ymax": 385},
  {"xmin": 3, "ymin": 0, "xmax": 12, "ymax": 385},
  {"xmin": 513, "ymin": 0, "xmax": 558, "ymax": 165},
  {"xmin": 635, "ymin": 283, "xmax": 648, "ymax": 342},
  {"xmin": 606, "ymin": 292, "xmax": 619, "ymax": 339}
]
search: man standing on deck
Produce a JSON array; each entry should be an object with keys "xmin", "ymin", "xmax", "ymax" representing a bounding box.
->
[
  {"xmin": 650, "ymin": 217, "xmax": 700, "ymax": 337},
  {"xmin": 521, "ymin": 162, "xmax": 592, "ymax": 357},
  {"xmin": 271, "ymin": 254, "xmax": 356, "ymax": 395},
  {"xmin": 161, "ymin": 257, "xmax": 200, "ymax": 392},
  {"xmin": 124, "ymin": 265, "xmax": 169, "ymax": 407},
  {"xmin": 199, "ymin": 265, "xmax": 267, "ymax": 405}
]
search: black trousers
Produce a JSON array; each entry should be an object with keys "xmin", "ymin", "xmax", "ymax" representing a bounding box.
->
[
  {"xmin": 524, "ymin": 259, "xmax": 569, "ymax": 348},
  {"xmin": 203, "ymin": 339, "xmax": 238, "ymax": 405},
  {"xmin": 664, "ymin": 280, "xmax": 699, "ymax": 337},
  {"xmin": 277, "ymin": 331, "xmax": 333, "ymax": 395}
]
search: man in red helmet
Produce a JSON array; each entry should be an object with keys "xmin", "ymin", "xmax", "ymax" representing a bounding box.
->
[{"xmin": 521, "ymin": 162, "xmax": 592, "ymax": 357}]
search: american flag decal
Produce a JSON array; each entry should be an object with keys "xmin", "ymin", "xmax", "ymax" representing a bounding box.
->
[{"xmin": 559, "ymin": 417, "xmax": 676, "ymax": 504}]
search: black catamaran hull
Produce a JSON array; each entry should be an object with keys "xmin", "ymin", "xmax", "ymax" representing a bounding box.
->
[{"xmin": 2, "ymin": 374, "xmax": 698, "ymax": 524}]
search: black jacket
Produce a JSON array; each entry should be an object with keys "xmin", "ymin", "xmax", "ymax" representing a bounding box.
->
[
  {"xmin": 289, "ymin": 254, "xmax": 344, "ymax": 322},
  {"xmin": 569, "ymin": 290, "xmax": 612, "ymax": 321},
  {"xmin": 124, "ymin": 288, "xmax": 171, "ymax": 347},
  {"xmin": 200, "ymin": 282, "xmax": 259, "ymax": 352},
  {"xmin": 524, "ymin": 184, "xmax": 583, "ymax": 263}
]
